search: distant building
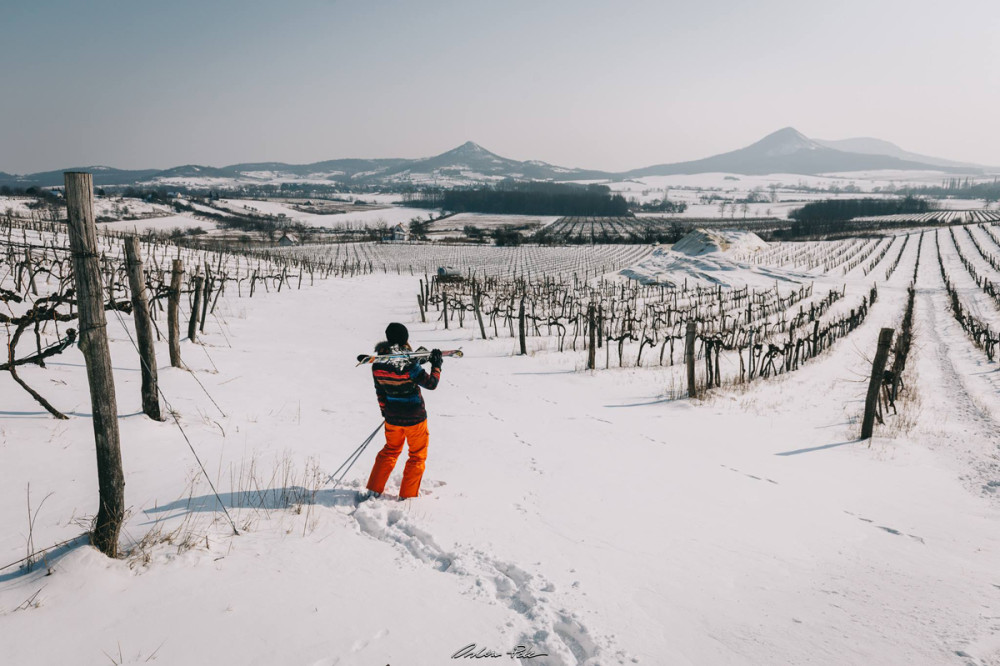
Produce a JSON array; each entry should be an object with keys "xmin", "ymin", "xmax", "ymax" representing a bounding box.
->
[
  {"xmin": 391, "ymin": 223, "xmax": 410, "ymax": 242},
  {"xmin": 277, "ymin": 232, "xmax": 299, "ymax": 246}
]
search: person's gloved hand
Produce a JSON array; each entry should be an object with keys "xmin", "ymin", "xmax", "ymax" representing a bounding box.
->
[{"xmin": 430, "ymin": 349, "xmax": 443, "ymax": 368}]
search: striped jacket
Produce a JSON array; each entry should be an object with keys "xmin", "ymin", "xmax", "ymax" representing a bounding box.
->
[{"xmin": 372, "ymin": 343, "xmax": 441, "ymax": 426}]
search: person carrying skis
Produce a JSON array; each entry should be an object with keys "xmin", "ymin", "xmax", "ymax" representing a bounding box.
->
[{"xmin": 363, "ymin": 322, "xmax": 443, "ymax": 500}]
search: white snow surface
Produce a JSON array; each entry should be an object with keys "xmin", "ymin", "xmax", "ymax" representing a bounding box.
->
[
  {"xmin": 213, "ymin": 198, "xmax": 436, "ymax": 229},
  {"xmin": 671, "ymin": 229, "xmax": 768, "ymax": 257},
  {"xmin": 98, "ymin": 214, "xmax": 216, "ymax": 234},
  {"xmin": 92, "ymin": 197, "xmax": 173, "ymax": 219},
  {"xmin": 624, "ymin": 229, "xmax": 788, "ymax": 287},
  {"xmin": 0, "ymin": 196, "xmax": 39, "ymax": 218},
  {"xmin": 1, "ymin": 236, "xmax": 999, "ymax": 665}
]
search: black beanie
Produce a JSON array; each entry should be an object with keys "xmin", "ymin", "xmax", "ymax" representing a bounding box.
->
[{"xmin": 385, "ymin": 322, "xmax": 409, "ymax": 345}]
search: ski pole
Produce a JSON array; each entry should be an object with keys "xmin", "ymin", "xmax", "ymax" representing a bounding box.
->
[{"xmin": 327, "ymin": 420, "xmax": 385, "ymax": 488}]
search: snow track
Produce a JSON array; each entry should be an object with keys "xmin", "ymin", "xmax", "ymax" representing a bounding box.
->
[
  {"xmin": 351, "ymin": 498, "xmax": 623, "ymax": 665},
  {"xmin": 915, "ymin": 232, "xmax": 1000, "ymax": 503}
]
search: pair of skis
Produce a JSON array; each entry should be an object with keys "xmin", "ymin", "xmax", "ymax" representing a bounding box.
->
[{"xmin": 356, "ymin": 348, "xmax": 463, "ymax": 366}]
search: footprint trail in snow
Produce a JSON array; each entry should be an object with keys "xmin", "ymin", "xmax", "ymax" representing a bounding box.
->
[{"xmin": 349, "ymin": 498, "xmax": 631, "ymax": 665}]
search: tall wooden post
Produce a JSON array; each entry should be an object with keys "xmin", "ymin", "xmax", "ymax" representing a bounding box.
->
[
  {"xmin": 188, "ymin": 275, "xmax": 204, "ymax": 342},
  {"xmin": 64, "ymin": 172, "xmax": 125, "ymax": 558},
  {"xmin": 597, "ymin": 304, "xmax": 603, "ymax": 348},
  {"xmin": 473, "ymin": 283, "xmax": 487, "ymax": 340},
  {"xmin": 685, "ymin": 320, "xmax": 697, "ymax": 399},
  {"xmin": 442, "ymin": 289, "xmax": 449, "ymax": 330},
  {"xmin": 124, "ymin": 236, "xmax": 161, "ymax": 421},
  {"xmin": 199, "ymin": 265, "xmax": 211, "ymax": 333},
  {"xmin": 587, "ymin": 303, "xmax": 596, "ymax": 370},
  {"xmin": 168, "ymin": 259, "xmax": 184, "ymax": 367},
  {"xmin": 518, "ymin": 297, "xmax": 527, "ymax": 355},
  {"xmin": 861, "ymin": 328, "xmax": 894, "ymax": 439},
  {"xmin": 418, "ymin": 279, "xmax": 426, "ymax": 323}
]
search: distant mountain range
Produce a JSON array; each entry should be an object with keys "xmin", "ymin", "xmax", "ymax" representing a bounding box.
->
[
  {"xmin": 620, "ymin": 128, "xmax": 984, "ymax": 177},
  {"xmin": 812, "ymin": 136, "xmax": 981, "ymax": 170},
  {"xmin": 0, "ymin": 128, "xmax": 985, "ymax": 189}
]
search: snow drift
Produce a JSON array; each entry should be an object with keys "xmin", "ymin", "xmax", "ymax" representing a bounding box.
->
[
  {"xmin": 622, "ymin": 228, "xmax": 795, "ymax": 287},
  {"xmin": 671, "ymin": 228, "xmax": 768, "ymax": 257}
]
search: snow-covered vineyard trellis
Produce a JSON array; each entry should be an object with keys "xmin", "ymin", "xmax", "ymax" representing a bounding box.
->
[
  {"xmin": 11, "ymin": 212, "xmax": 1000, "ymax": 431},
  {"xmin": 415, "ymin": 233, "xmax": 922, "ymax": 401},
  {"xmin": 0, "ymin": 212, "xmax": 338, "ymax": 422},
  {"xmin": 534, "ymin": 215, "xmax": 785, "ymax": 243},
  {"xmin": 272, "ymin": 240, "xmax": 655, "ymax": 279}
]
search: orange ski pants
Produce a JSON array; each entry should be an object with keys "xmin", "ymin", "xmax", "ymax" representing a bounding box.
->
[{"xmin": 366, "ymin": 420, "xmax": 429, "ymax": 499}]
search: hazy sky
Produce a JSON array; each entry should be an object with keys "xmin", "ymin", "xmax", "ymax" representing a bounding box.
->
[{"xmin": 2, "ymin": 0, "xmax": 998, "ymax": 173}]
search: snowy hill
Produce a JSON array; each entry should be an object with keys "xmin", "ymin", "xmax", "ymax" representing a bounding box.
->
[
  {"xmin": 815, "ymin": 136, "xmax": 984, "ymax": 169},
  {"xmin": 671, "ymin": 228, "xmax": 769, "ymax": 256},
  {"xmin": 1, "ymin": 166, "xmax": 162, "ymax": 187},
  {"xmin": 623, "ymin": 127, "xmax": 973, "ymax": 177},
  {"xmin": 1, "ymin": 130, "xmax": 984, "ymax": 189},
  {"xmin": 624, "ymin": 229, "xmax": 783, "ymax": 287}
]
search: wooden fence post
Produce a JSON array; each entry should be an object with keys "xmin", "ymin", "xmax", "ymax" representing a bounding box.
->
[
  {"xmin": 597, "ymin": 303, "xmax": 603, "ymax": 348},
  {"xmin": 587, "ymin": 303, "xmax": 596, "ymax": 370},
  {"xmin": 861, "ymin": 328, "xmax": 895, "ymax": 439},
  {"xmin": 518, "ymin": 297, "xmax": 527, "ymax": 355},
  {"xmin": 124, "ymin": 236, "xmax": 162, "ymax": 421},
  {"xmin": 442, "ymin": 288, "xmax": 449, "ymax": 329},
  {"xmin": 168, "ymin": 259, "xmax": 184, "ymax": 368},
  {"xmin": 685, "ymin": 320, "xmax": 697, "ymax": 399},
  {"xmin": 188, "ymin": 275, "xmax": 204, "ymax": 342},
  {"xmin": 418, "ymin": 279, "xmax": 426, "ymax": 323},
  {"xmin": 64, "ymin": 172, "xmax": 125, "ymax": 558},
  {"xmin": 473, "ymin": 284, "xmax": 487, "ymax": 340},
  {"xmin": 199, "ymin": 265, "xmax": 211, "ymax": 333}
]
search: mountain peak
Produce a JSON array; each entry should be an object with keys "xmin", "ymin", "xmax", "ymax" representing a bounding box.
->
[
  {"xmin": 766, "ymin": 126, "xmax": 808, "ymax": 140},
  {"xmin": 448, "ymin": 141, "xmax": 492, "ymax": 155},
  {"xmin": 749, "ymin": 127, "xmax": 822, "ymax": 157}
]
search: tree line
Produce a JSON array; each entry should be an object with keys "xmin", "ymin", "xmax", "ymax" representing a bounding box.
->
[
  {"xmin": 410, "ymin": 181, "xmax": 630, "ymax": 216},
  {"xmin": 789, "ymin": 196, "xmax": 936, "ymax": 223},
  {"xmin": 899, "ymin": 178, "xmax": 1000, "ymax": 203}
]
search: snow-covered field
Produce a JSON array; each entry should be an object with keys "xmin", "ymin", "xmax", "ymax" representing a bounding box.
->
[
  {"xmin": 279, "ymin": 242, "xmax": 654, "ymax": 280},
  {"xmin": 0, "ymin": 195, "xmax": 173, "ymax": 222},
  {"xmin": 428, "ymin": 213, "xmax": 561, "ymax": 238},
  {"xmin": 212, "ymin": 198, "xmax": 435, "ymax": 230},
  {"xmin": 98, "ymin": 214, "xmax": 217, "ymax": 234},
  {"xmin": 311, "ymin": 205, "xmax": 435, "ymax": 230},
  {"xmin": 2, "ymin": 224, "xmax": 1000, "ymax": 665},
  {"xmin": 93, "ymin": 197, "xmax": 173, "ymax": 220},
  {"xmin": 601, "ymin": 170, "xmax": 985, "ymax": 195},
  {"xmin": 600, "ymin": 172, "xmax": 997, "ymax": 221},
  {"xmin": 0, "ymin": 196, "xmax": 48, "ymax": 218}
]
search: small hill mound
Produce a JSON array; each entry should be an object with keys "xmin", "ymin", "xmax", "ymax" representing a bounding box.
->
[
  {"xmin": 671, "ymin": 229, "xmax": 768, "ymax": 257},
  {"xmin": 621, "ymin": 229, "xmax": 793, "ymax": 288}
]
